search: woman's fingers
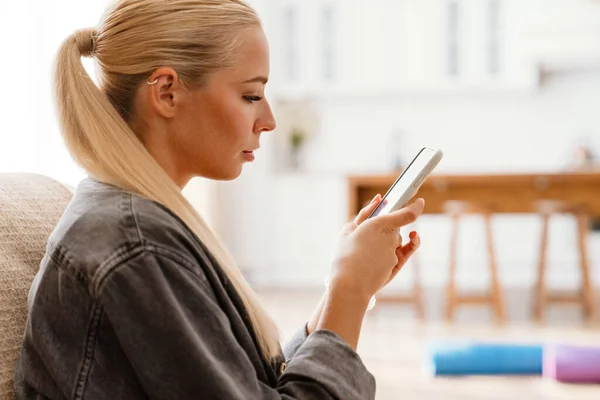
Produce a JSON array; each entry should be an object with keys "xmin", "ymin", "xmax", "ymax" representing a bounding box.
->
[
  {"xmin": 384, "ymin": 231, "xmax": 421, "ymax": 287},
  {"xmin": 396, "ymin": 231, "xmax": 420, "ymax": 264}
]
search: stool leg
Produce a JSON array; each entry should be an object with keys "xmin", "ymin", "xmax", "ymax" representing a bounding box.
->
[
  {"xmin": 446, "ymin": 213, "xmax": 460, "ymax": 322},
  {"xmin": 533, "ymin": 213, "xmax": 549, "ymax": 323},
  {"xmin": 576, "ymin": 212, "xmax": 595, "ymax": 322},
  {"xmin": 484, "ymin": 213, "xmax": 504, "ymax": 324}
]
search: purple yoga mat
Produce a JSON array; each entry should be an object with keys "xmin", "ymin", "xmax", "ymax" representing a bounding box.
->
[{"xmin": 543, "ymin": 344, "xmax": 600, "ymax": 384}]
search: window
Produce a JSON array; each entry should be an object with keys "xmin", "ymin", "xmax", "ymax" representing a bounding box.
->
[
  {"xmin": 446, "ymin": 1, "xmax": 461, "ymax": 77},
  {"xmin": 487, "ymin": 0, "xmax": 502, "ymax": 76},
  {"xmin": 321, "ymin": 5, "xmax": 336, "ymax": 81}
]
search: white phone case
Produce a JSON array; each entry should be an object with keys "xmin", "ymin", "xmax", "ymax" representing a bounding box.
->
[{"xmin": 369, "ymin": 147, "xmax": 443, "ymax": 218}]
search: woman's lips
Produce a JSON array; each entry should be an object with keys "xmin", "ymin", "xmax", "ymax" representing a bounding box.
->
[{"xmin": 242, "ymin": 151, "xmax": 255, "ymax": 161}]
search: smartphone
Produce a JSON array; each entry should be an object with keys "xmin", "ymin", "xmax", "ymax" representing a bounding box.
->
[{"xmin": 368, "ymin": 147, "xmax": 443, "ymax": 218}]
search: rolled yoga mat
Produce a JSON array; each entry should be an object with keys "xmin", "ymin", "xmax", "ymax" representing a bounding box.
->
[
  {"xmin": 428, "ymin": 342, "xmax": 543, "ymax": 376},
  {"xmin": 543, "ymin": 344, "xmax": 600, "ymax": 384}
]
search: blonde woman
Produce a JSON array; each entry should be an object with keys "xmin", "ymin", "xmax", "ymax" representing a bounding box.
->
[{"xmin": 15, "ymin": 1, "xmax": 424, "ymax": 398}]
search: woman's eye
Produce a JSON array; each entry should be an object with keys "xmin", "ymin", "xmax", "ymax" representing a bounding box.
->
[{"xmin": 244, "ymin": 95, "xmax": 263, "ymax": 103}]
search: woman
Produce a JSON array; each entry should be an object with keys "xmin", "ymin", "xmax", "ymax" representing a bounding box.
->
[{"xmin": 15, "ymin": 0, "xmax": 424, "ymax": 398}]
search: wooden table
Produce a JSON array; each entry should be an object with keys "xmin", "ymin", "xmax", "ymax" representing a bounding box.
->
[{"xmin": 347, "ymin": 171, "xmax": 600, "ymax": 219}]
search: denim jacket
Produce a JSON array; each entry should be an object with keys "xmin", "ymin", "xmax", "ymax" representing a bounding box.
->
[{"xmin": 15, "ymin": 177, "xmax": 376, "ymax": 399}]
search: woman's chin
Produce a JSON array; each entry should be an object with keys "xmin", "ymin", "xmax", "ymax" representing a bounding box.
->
[
  {"xmin": 193, "ymin": 166, "xmax": 241, "ymax": 181},
  {"xmin": 218, "ymin": 165, "xmax": 244, "ymax": 181}
]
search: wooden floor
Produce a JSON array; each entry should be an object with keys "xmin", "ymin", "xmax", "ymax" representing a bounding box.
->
[{"xmin": 259, "ymin": 288, "xmax": 600, "ymax": 400}]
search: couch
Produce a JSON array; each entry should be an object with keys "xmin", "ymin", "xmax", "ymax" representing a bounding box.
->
[{"xmin": 0, "ymin": 173, "xmax": 73, "ymax": 399}]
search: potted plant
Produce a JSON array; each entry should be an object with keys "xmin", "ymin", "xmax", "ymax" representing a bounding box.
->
[{"xmin": 289, "ymin": 127, "xmax": 306, "ymax": 169}]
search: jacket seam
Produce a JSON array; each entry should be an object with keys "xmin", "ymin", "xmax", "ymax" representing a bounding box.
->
[
  {"xmin": 72, "ymin": 302, "xmax": 103, "ymax": 400},
  {"xmin": 93, "ymin": 242, "xmax": 209, "ymax": 297},
  {"xmin": 129, "ymin": 194, "xmax": 144, "ymax": 244},
  {"xmin": 91, "ymin": 245, "xmax": 145, "ymax": 297},
  {"xmin": 48, "ymin": 250, "xmax": 85, "ymax": 284}
]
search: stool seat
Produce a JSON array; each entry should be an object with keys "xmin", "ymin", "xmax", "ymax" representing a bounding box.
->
[
  {"xmin": 532, "ymin": 200, "xmax": 595, "ymax": 323},
  {"xmin": 536, "ymin": 200, "xmax": 585, "ymax": 215},
  {"xmin": 444, "ymin": 200, "xmax": 505, "ymax": 323}
]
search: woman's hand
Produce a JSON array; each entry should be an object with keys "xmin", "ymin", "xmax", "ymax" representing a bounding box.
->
[
  {"xmin": 311, "ymin": 195, "xmax": 425, "ymax": 350},
  {"xmin": 328, "ymin": 195, "xmax": 424, "ymax": 300},
  {"xmin": 307, "ymin": 195, "xmax": 423, "ymax": 335}
]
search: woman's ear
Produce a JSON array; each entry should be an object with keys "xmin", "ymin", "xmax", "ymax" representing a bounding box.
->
[{"xmin": 146, "ymin": 67, "xmax": 182, "ymax": 119}]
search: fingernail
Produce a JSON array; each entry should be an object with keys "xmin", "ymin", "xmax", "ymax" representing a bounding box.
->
[
  {"xmin": 371, "ymin": 194, "xmax": 380, "ymax": 204},
  {"xmin": 410, "ymin": 231, "xmax": 420, "ymax": 246}
]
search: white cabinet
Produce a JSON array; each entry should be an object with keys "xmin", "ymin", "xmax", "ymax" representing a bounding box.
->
[
  {"xmin": 266, "ymin": 0, "xmax": 600, "ymax": 100},
  {"xmin": 267, "ymin": 0, "xmax": 551, "ymax": 99}
]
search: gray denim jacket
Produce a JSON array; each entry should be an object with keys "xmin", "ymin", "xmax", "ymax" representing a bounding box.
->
[{"xmin": 15, "ymin": 178, "xmax": 376, "ymax": 399}]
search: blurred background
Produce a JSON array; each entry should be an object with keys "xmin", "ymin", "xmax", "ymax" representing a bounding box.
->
[
  {"xmin": 222, "ymin": 0, "xmax": 600, "ymax": 299},
  {"xmin": 2, "ymin": 0, "xmax": 600, "ymax": 397}
]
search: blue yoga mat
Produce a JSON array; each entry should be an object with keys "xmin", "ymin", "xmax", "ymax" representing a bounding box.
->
[{"xmin": 428, "ymin": 342, "xmax": 543, "ymax": 376}]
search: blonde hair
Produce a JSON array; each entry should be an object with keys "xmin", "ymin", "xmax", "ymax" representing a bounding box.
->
[{"xmin": 54, "ymin": 0, "xmax": 281, "ymax": 360}]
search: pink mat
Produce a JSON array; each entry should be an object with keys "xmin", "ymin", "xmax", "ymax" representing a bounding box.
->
[{"xmin": 543, "ymin": 344, "xmax": 600, "ymax": 384}]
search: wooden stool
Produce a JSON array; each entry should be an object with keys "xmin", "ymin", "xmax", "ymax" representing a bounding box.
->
[
  {"xmin": 532, "ymin": 200, "xmax": 596, "ymax": 323},
  {"xmin": 444, "ymin": 200, "xmax": 505, "ymax": 323}
]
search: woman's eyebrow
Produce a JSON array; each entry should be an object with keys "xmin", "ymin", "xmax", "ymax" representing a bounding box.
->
[{"xmin": 241, "ymin": 76, "xmax": 268, "ymax": 84}]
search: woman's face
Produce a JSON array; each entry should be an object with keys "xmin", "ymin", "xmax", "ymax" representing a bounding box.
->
[{"xmin": 133, "ymin": 26, "xmax": 276, "ymax": 187}]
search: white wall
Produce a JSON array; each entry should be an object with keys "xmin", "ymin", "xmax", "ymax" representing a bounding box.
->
[
  {"xmin": 216, "ymin": 0, "xmax": 600, "ymax": 292},
  {"xmin": 0, "ymin": 1, "xmax": 113, "ymax": 185}
]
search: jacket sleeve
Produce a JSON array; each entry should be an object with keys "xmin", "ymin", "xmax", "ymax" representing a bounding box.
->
[
  {"xmin": 97, "ymin": 247, "xmax": 376, "ymax": 400},
  {"xmin": 283, "ymin": 323, "xmax": 309, "ymax": 362}
]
